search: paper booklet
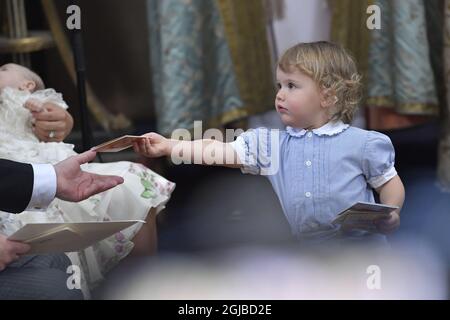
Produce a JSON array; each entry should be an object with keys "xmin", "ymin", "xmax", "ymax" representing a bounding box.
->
[
  {"xmin": 331, "ymin": 202, "xmax": 398, "ymax": 231},
  {"xmin": 92, "ymin": 135, "xmax": 146, "ymax": 153},
  {"xmin": 8, "ymin": 220, "xmax": 145, "ymax": 254}
]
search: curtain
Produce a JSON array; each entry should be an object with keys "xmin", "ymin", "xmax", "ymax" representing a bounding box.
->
[
  {"xmin": 329, "ymin": 0, "xmax": 373, "ymax": 84},
  {"xmin": 330, "ymin": 0, "xmax": 443, "ymax": 130},
  {"xmin": 330, "ymin": 0, "xmax": 450, "ymax": 188},
  {"xmin": 147, "ymin": 0, "xmax": 274, "ymax": 137},
  {"xmin": 365, "ymin": 0, "xmax": 442, "ymax": 130},
  {"xmin": 367, "ymin": 0, "xmax": 439, "ymax": 114},
  {"xmin": 217, "ymin": 0, "xmax": 275, "ymax": 116}
]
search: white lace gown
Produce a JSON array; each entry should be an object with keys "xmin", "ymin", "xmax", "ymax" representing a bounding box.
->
[{"xmin": 0, "ymin": 87, "xmax": 175, "ymax": 297}]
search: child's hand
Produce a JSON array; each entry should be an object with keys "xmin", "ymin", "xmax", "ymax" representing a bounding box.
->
[
  {"xmin": 133, "ymin": 132, "xmax": 168, "ymax": 158},
  {"xmin": 374, "ymin": 210, "xmax": 400, "ymax": 234},
  {"xmin": 24, "ymin": 98, "xmax": 44, "ymax": 114}
]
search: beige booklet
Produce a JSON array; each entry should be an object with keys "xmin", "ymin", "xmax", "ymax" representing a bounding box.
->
[
  {"xmin": 332, "ymin": 202, "xmax": 398, "ymax": 231},
  {"xmin": 92, "ymin": 135, "xmax": 146, "ymax": 153},
  {"xmin": 8, "ymin": 220, "xmax": 144, "ymax": 254}
]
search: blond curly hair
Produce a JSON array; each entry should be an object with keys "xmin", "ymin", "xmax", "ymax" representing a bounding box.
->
[{"xmin": 277, "ymin": 41, "xmax": 362, "ymax": 124}]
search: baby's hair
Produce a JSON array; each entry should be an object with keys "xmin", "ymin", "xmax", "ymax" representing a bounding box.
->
[
  {"xmin": 7, "ymin": 63, "xmax": 45, "ymax": 92},
  {"xmin": 278, "ymin": 41, "xmax": 362, "ymax": 124}
]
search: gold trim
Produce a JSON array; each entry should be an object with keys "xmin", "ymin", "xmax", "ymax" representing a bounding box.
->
[
  {"xmin": 206, "ymin": 107, "xmax": 249, "ymax": 130},
  {"xmin": 216, "ymin": 0, "xmax": 275, "ymax": 116},
  {"xmin": 366, "ymin": 96, "xmax": 395, "ymax": 108},
  {"xmin": 329, "ymin": 0, "xmax": 374, "ymax": 84},
  {"xmin": 366, "ymin": 96, "xmax": 439, "ymax": 115},
  {"xmin": 0, "ymin": 31, "xmax": 54, "ymax": 53}
]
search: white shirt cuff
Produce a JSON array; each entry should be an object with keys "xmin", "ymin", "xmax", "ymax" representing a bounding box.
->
[
  {"xmin": 368, "ymin": 166, "xmax": 398, "ymax": 189},
  {"xmin": 26, "ymin": 164, "xmax": 57, "ymax": 211}
]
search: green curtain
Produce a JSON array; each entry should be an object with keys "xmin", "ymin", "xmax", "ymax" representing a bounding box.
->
[
  {"xmin": 217, "ymin": 0, "xmax": 275, "ymax": 117},
  {"xmin": 329, "ymin": 0, "xmax": 373, "ymax": 86},
  {"xmin": 366, "ymin": 0, "xmax": 440, "ymax": 115},
  {"xmin": 331, "ymin": 0, "xmax": 450, "ymax": 188}
]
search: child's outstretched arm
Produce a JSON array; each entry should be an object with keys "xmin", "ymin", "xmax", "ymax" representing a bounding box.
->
[
  {"xmin": 133, "ymin": 132, "xmax": 243, "ymax": 169},
  {"xmin": 374, "ymin": 175, "xmax": 405, "ymax": 234}
]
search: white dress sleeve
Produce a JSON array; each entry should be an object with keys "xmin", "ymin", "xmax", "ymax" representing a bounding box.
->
[
  {"xmin": 362, "ymin": 131, "xmax": 398, "ymax": 189},
  {"xmin": 30, "ymin": 88, "xmax": 69, "ymax": 110}
]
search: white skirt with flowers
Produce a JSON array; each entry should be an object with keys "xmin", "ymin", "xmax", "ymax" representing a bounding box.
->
[{"xmin": 0, "ymin": 160, "xmax": 175, "ymax": 297}]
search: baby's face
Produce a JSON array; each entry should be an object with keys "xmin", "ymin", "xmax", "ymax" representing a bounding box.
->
[
  {"xmin": 0, "ymin": 63, "xmax": 28, "ymax": 90},
  {"xmin": 275, "ymin": 67, "xmax": 325, "ymax": 128}
]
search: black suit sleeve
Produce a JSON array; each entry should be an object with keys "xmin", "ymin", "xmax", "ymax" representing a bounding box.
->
[{"xmin": 0, "ymin": 159, "xmax": 34, "ymax": 213}]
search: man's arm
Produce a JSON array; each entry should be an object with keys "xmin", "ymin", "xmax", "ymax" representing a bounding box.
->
[
  {"xmin": 53, "ymin": 150, "xmax": 124, "ymax": 202},
  {"xmin": 0, "ymin": 160, "xmax": 34, "ymax": 213},
  {"xmin": 0, "ymin": 151, "xmax": 124, "ymax": 214}
]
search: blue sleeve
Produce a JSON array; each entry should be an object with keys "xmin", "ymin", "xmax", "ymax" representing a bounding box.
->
[
  {"xmin": 362, "ymin": 131, "xmax": 398, "ymax": 189},
  {"xmin": 229, "ymin": 128, "xmax": 280, "ymax": 176}
]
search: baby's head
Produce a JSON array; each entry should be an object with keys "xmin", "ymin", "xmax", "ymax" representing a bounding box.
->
[
  {"xmin": 276, "ymin": 41, "xmax": 362, "ymax": 128},
  {"xmin": 0, "ymin": 63, "xmax": 45, "ymax": 93}
]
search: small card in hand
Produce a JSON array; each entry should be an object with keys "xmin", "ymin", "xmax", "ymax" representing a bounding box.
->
[
  {"xmin": 92, "ymin": 135, "xmax": 146, "ymax": 153},
  {"xmin": 332, "ymin": 202, "xmax": 398, "ymax": 231}
]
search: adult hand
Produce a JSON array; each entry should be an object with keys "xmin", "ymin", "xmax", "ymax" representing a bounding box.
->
[
  {"xmin": 0, "ymin": 234, "xmax": 30, "ymax": 271},
  {"xmin": 54, "ymin": 150, "xmax": 124, "ymax": 202},
  {"xmin": 26, "ymin": 102, "xmax": 74, "ymax": 142}
]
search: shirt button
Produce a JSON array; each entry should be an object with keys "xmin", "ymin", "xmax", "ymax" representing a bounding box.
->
[
  {"xmin": 307, "ymin": 132, "xmax": 313, "ymax": 138},
  {"xmin": 305, "ymin": 160, "xmax": 312, "ymax": 167},
  {"xmin": 305, "ymin": 192, "xmax": 312, "ymax": 198}
]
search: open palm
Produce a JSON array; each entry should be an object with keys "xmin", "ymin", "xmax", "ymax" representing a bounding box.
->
[{"xmin": 54, "ymin": 150, "xmax": 124, "ymax": 202}]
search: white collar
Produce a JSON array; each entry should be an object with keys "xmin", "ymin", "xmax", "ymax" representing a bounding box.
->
[{"xmin": 286, "ymin": 120, "xmax": 349, "ymax": 137}]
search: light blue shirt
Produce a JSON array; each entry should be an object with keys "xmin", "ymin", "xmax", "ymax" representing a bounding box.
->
[{"xmin": 230, "ymin": 121, "xmax": 397, "ymax": 243}]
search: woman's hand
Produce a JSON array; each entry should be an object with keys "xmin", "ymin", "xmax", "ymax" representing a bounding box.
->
[
  {"xmin": 24, "ymin": 98, "xmax": 44, "ymax": 113},
  {"xmin": 25, "ymin": 102, "xmax": 74, "ymax": 142},
  {"xmin": 133, "ymin": 132, "xmax": 169, "ymax": 158}
]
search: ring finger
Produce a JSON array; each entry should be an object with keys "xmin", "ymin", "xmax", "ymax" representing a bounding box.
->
[{"xmin": 34, "ymin": 126, "xmax": 61, "ymax": 142}]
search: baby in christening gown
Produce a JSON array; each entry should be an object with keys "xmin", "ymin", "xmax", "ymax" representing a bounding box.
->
[{"xmin": 0, "ymin": 63, "xmax": 175, "ymax": 297}]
